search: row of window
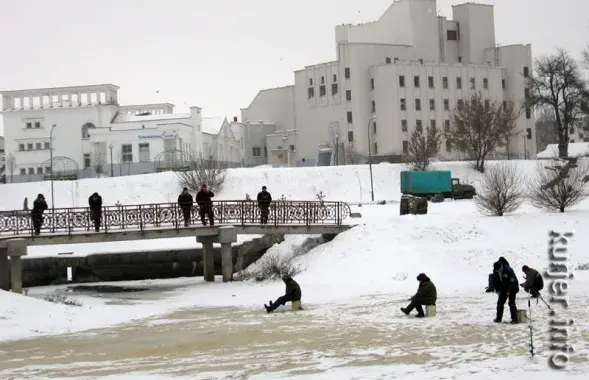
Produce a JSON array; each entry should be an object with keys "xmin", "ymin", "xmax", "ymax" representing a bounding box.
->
[
  {"xmin": 395, "ymin": 75, "xmax": 498, "ymax": 91},
  {"xmin": 19, "ymin": 166, "xmax": 51, "ymax": 176},
  {"xmin": 369, "ymin": 140, "xmax": 452, "ymax": 156},
  {"xmin": 25, "ymin": 121, "xmax": 43, "ymax": 129},
  {"xmin": 18, "ymin": 142, "xmax": 50, "ymax": 151},
  {"xmin": 252, "ymin": 146, "xmax": 268, "ymax": 158}
]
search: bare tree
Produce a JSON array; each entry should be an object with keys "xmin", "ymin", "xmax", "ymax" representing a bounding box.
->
[
  {"xmin": 582, "ymin": 45, "xmax": 589, "ymax": 68},
  {"xmin": 406, "ymin": 125, "xmax": 442, "ymax": 171},
  {"xmin": 474, "ymin": 162, "xmax": 525, "ymax": 216},
  {"xmin": 528, "ymin": 158, "xmax": 589, "ymax": 213},
  {"xmin": 447, "ymin": 92, "xmax": 518, "ymax": 173},
  {"xmin": 535, "ymin": 106, "xmax": 559, "ymax": 153},
  {"xmin": 344, "ymin": 145, "xmax": 364, "ymax": 165},
  {"xmin": 91, "ymin": 150, "xmax": 105, "ymax": 176},
  {"xmin": 5, "ymin": 153, "xmax": 16, "ymax": 183},
  {"xmin": 526, "ymin": 49, "xmax": 589, "ymax": 158},
  {"xmin": 176, "ymin": 155, "xmax": 228, "ymax": 192}
]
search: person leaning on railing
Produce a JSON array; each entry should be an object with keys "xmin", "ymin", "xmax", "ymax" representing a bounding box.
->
[
  {"xmin": 195, "ymin": 184, "xmax": 215, "ymax": 226},
  {"xmin": 31, "ymin": 194, "xmax": 48, "ymax": 235}
]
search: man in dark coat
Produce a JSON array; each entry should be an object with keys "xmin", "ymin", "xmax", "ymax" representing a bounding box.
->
[
  {"xmin": 177, "ymin": 187, "xmax": 194, "ymax": 227},
  {"xmin": 31, "ymin": 193, "xmax": 48, "ymax": 235},
  {"xmin": 401, "ymin": 273, "xmax": 437, "ymax": 318},
  {"xmin": 88, "ymin": 192, "xmax": 103, "ymax": 232},
  {"xmin": 491, "ymin": 260, "xmax": 519, "ymax": 324},
  {"xmin": 257, "ymin": 186, "xmax": 272, "ymax": 224},
  {"xmin": 521, "ymin": 265, "xmax": 544, "ymax": 298},
  {"xmin": 195, "ymin": 184, "xmax": 215, "ymax": 226},
  {"xmin": 264, "ymin": 275, "xmax": 302, "ymax": 313}
]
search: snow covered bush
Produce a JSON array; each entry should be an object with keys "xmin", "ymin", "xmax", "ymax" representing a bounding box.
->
[
  {"xmin": 474, "ymin": 161, "xmax": 524, "ymax": 216},
  {"xmin": 43, "ymin": 294, "xmax": 83, "ymax": 307},
  {"xmin": 176, "ymin": 156, "xmax": 227, "ymax": 192},
  {"xmin": 236, "ymin": 253, "xmax": 301, "ymax": 282}
]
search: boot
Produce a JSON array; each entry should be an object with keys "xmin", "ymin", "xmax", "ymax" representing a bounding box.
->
[
  {"xmin": 495, "ymin": 305, "xmax": 504, "ymax": 323},
  {"xmin": 415, "ymin": 314, "xmax": 425, "ymax": 318},
  {"xmin": 264, "ymin": 304, "xmax": 271, "ymax": 313},
  {"xmin": 400, "ymin": 307, "xmax": 409, "ymax": 315},
  {"xmin": 509, "ymin": 305, "xmax": 518, "ymax": 323}
]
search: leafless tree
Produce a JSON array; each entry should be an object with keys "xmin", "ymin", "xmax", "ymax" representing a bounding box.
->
[
  {"xmin": 528, "ymin": 158, "xmax": 589, "ymax": 213},
  {"xmin": 535, "ymin": 106, "xmax": 560, "ymax": 153},
  {"xmin": 176, "ymin": 155, "xmax": 228, "ymax": 192},
  {"xmin": 447, "ymin": 92, "xmax": 518, "ymax": 173},
  {"xmin": 582, "ymin": 44, "xmax": 589, "ymax": 68},
  {"xmin": 344, "ymin": 145, "xmax": 364, "ymax": 165},
  {"xmin": 474, "ymin": 162, "xmax": 525, "ymax": 216},
  {"xmin": 5, "ymin": 153, "xmax": 16, "ymax": 183},
  {"xmin": 406, "ymin": 126, "xmax": 442, "ymax": 171},
  {"xmin": 91, "ymin": 150, "xmax": 105, "ymax": 176},
  {"xmin": 526, "ymin": 49, "xmax": 589, "ymax": 158}
]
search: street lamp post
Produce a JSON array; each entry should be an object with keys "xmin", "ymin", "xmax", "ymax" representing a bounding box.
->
[
  {"xmin": 367, "ymin": 115, "xmax": 378, "ymax": 202},
  {"xmin": 109, "ymin": 144, "xmax": 114, "ymax": 177},
  {"xmin": 49, "ymin": 124, "xmax": 57, "ymax": 210}
]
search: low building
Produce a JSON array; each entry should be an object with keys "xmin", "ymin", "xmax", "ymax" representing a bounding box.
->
[
  {"xmin": 237, "ymin": 120, "xmax": 277, "ymax": 167},
  {"xmin": 201, "ymin": 117, "xmax": 241, "ymax": 166}
]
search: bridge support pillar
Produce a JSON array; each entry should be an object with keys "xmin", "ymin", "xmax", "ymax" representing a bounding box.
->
[
  {"xmin": 0, "ymin": 244, "xmax": 9, "ymax": 291},
  {"xmin": 7, "ymin": 239, "xmax": 27, "ymax": 294},
  {"xmin": 197, "ymin": 236, "xmax": 215, "ymax": 282},
  {"xmin": 218, "ymin": 226, "xmax": 238, "ymax": 282}
]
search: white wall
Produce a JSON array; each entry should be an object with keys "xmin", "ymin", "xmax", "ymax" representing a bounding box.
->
[{"xmin": 241, "ymin": 86, "xmax": 295, "ymax": 132}]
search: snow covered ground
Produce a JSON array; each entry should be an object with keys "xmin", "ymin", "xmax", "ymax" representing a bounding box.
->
[{"xmin": 1, "ymin": 160, "xmax": 589, "ymax": 378}]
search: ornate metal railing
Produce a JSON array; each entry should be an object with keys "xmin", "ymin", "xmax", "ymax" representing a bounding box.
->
[{"xmin": 0, "ymin": 200, "xmax": 352, "ymax": 236}]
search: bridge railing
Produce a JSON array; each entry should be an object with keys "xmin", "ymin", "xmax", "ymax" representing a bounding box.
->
[{"xmin": 0, "ymin": 200, "xmax": 352, "ymax": 236}]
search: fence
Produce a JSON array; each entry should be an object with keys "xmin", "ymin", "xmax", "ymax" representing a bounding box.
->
[{"xmin": 0, "ymin": 200, "xmax": 352, "ymax": 236}]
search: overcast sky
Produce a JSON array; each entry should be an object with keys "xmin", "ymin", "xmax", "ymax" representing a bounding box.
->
[{"xmin": 0, "ymin": 0, "xmax": 588, "ymax": 135}]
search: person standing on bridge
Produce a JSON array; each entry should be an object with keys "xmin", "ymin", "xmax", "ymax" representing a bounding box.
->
[
  {"xmin": 195, "ymin": 184, "xmax": 215, "ymax": 226},
  {"xmin": 31, "ymin": 193, "xmax": 48, "ymax": 235},
  {"xmin": 257, "ymin": 186, "xmax": 272, "ymax": 224},
  {"xmin": 88, "ymin": 192, "xmax": 103, "ymax": 232},
  {"xmin": 177, "ymin": 187, "xmax": 194, "ymax": 227}
]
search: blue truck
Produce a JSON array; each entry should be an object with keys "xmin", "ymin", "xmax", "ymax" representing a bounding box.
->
[{"xmin": 400, "ymin": 170, "xmax": 476, "ymax": 199}]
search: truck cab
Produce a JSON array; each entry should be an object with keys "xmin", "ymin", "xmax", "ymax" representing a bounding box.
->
[{"xmin": 451, "ymin": 178, "xmax": 476, "ymax": 199}]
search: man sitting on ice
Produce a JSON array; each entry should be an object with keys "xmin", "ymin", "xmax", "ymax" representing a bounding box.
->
[
  {"xmin": 521, "ymin": 265, "xmax": 544, "ymax": 298},
  {"xmin": 264, "ymin": 275, "xmax": 302, "ymax": 313},
  {"xmin": 401, "ymin": 273, "xmax": 437, "ymax": 318}
]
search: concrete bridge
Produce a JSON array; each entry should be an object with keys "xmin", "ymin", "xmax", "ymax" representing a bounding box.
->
[{"xmin": 0, "ymin": 200, "xmax": 354, "ymax": 293}]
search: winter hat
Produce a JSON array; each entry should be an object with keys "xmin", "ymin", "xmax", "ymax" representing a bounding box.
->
[
  {"xmin": 262, "ymin": 186, "xmax": 267, "ymax": 190},
  {"xmin": 494, "ymin": 262, "xmax": 502, "ymax": 271},
  {"xmin": 416, "ymin": 273, "xmax": 427, "ymax": 281},
  {"xmin": 522, "ymin": 265, "xmax": 530, "ymax": 273},
  {"xmin": 282, "ymin": 275, "xmax": 292, "ymax": 281},
  {"xmin": 37, "ymin": 193, "xmax": 44, "ymax": 198},
  {"xmin": 92, "ymin": 192, "xmax": 98, "ymax": 197},
  {"xmin": 183, "ymin": 187, "xmax": 188, "ymax": 191}
]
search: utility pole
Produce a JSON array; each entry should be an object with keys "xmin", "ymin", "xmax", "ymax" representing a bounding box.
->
[
  {"xmin": 49, "ymin": 124, "xmax": 57, "ymax": 210},
  {"xmin": 109, "ymin": 144, "xmax": 114, "ymax": 176}
]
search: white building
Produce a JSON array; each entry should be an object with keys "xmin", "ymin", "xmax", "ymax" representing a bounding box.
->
[
  {"xmin": 0, "ymin": 84, "xmax": 242, "ymax": 182},
  {"xmin": 201, "ymin": 117, "xmax": 241, "ymax": 165},
  {"xmin": 242, "ymin": 0, "xmax": 536, "ymax": 165}
]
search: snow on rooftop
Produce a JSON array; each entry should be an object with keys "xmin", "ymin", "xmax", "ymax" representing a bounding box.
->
[
  {"xmin": 536, "ymin": 142, "xmax": 589, "ymax": 159},
  {"xmin": 114, "ymin": 113, "xmax": 191, "ymax": 123},
  {"xmin": 201, "ymin": 117, "xmax": 226, "ymax": 135}
]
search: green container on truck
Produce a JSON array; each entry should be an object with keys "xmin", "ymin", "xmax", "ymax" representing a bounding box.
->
[{"xmin": 400, "ymin": 170, "xmax": 476, "ymax": 199}]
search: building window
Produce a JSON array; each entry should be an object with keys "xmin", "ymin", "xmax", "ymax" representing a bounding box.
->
[
  {"xmin": 430, "ymin": 120, "xmax": 436, "ymax": 130},
  {"xmin": 526, "ymin": 107, "xmax": 531, "ymax": 119},
  {"xmin": 252, "ymin": 147, "xmax": 261, "ymax": 157},
  {"xmin": 321, "ymin": 76, "xmax": 325, "ymax": 85},
  {"xmin": 399, "ymin": 75, "xmax": 405, "ymax": 87},
  {"xmin": 458, "ymin": 56, "xmax": 462, "ymax": 63},
  {"xmin": 502, "ymin": 79, "xmax": 506, "ymax": 90},
  {"xmin": 34, "ymin": 121, "xmax": 41, "ymax": 129},
  {"xmin": 527, "ymin": 128, "xmax": 533, "ymax": 140},
  {"xmin": 28, "ymin": 168, "xmax": 34, "ymax": 175},
  {"xmin": 430, "ymin": 99, "xmax": 435, "ymax": 111},
  {"xmin": 373, "ymin": 121, "xmax": 377, "ymax": 134},
  {"xmin": 139, "ymin": 143, "xmax": 150, "ymax": 162},
  {"xmin": 525, "ymin": 88, "xmax": 530, "ymax": 100},
  {"xmin": 289, "ymin": 144, "xmax": 295, "ymax": 151},
  {"xmin": 346, "ymin": 90, "xmax": 352, "ymax": 101},
  {"xmin": 320, "ymin": 85, "xmax": 326, "ymax": 97},
  {"xmin": 347, "ymin": 111, "xmax": 353, "ymax": 123},
  {"xmin": 446, "ymin": 140, "xmax": 452, "ymax": 152},
  {"xmin": 401, "ymin": 119, "xmax": 408, "ymax": 132},
  {"xmin": 345, "ymin": 67, "xmax": 350, "ymax": 79},
  {"xmin": 402, "ymin": 141, "xmax": 408, "ymax": 154},
  {"xmin": 83, "ymin": 154, "xmax": 91, "ymax": 169},
  {"xmin": 44, "ymin": 142, "xmax": 50, "ymax": 149},
  {"xmin": 121, "ymin": 144, "xmax": 133, "ymax": 162},
  {"xmin": 36, "ymin": 143, "xmax": 41, "ymax": 150},
  {"xmin": 386, "ymin": 57, "xmax": 392, "ymax": 64},
  {"xmin": 81, "ymin": 122, "xmax": 95, "ymax": 139},
  {"xmin": 524, "ymin": 66, "xmax": 529, "ymax": 77},
  {"xmin": 26, "ymin": 122, "xmax": 32, "ymax": 129},
  {"xmin": 416, "ymin": 120, "xmax": 423, "ymax": 132},
  {"xmin": 373, "ymin": 142, "xmax": 378, "ymax": 154},
  {"xmin": 371, "ymin": 101, "xmax": 376, "ymax": 113},
  {"xmin": 457, "ymin": 99, "xmax": 464, "ymax": 109},
  {"xmin": 264, "ymin": 146, "xmax": 268, "ymax": 157},
  {"xmin": 332, "ymin": 83, "xmax": 339, "ymax": 95},
  {"xmin": 45, "ymin": 166, "xmax": 51, "ymax": 173},
  {"xmin": 370, "ymin": 78, "xmax": 375, "ymax": 90},
  {"xmin": 444, "ymin": 120, "xmax": 450, "ymax": 132},
  {"xmin": 400, "ymin": 98, "xmax": 406, "ymax": 111},
  {"xmin": 444, "ymin": 99, "xmax": 449, "ymax": 111},
  {"xmin": 19, "ymin": 144, "xmax": 25, "ymax": 151},
  {"xmin": 307, "ymin": 87, "xmax": 314, "ymax": 99},
  {"xmin": 428, "ymin": 76, "xmax": 434, "ymax": 88},
  {"xmin": 20, "ymin": 168, "xmax": 26, "ymax": 175},
  {"xmin": 348, "ymin": 131, "xmax": 354, "ymax": 142},
  {"xmin": 415, "ymin": 99, "xmax": 421, "ymax": 111},
  {"xmin": 27, "ymin": 143, "xmax": 33, "ymax": 150},
  {"xmin": 414, "ymin": 76, "xmax": 420, "ymax": 87},
  {"xmin": 503, "ymin": 100, "xmax": 508, "ymax": 109},
  {"xmin": 457, "ymin": 77, "xmax": 462, "ymax": 89},
  {"xmin": 483, "ymin": 78, "xmax": 488, "ymax": 89},
  {"xmin": 442, "ymin": 77, "xmax": 448, "ymax": 89},
  {"xmin": 309, "ymin": 78, "xmax": 313, "ymax": 86},
  {"xmin": 333, "ymin": 74, "xmax": 337, "ymax": 82},
  {"xmin": 447, "ymin": 30, "xmax": 458, "ymax": 40},
  {"xmin": 470, "ymin": 78, "xmax": 476, "ymax": 89}
]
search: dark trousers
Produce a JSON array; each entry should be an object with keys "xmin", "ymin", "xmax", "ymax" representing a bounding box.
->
[
  {"xmin": 404, "ymin": 300, "xmax": 426, "ymax": 316},
  {"xmin": 198, "ymin": 205, "xmax": 214, "ymax": 226},
  {"xmin": 259, "ymin": 206, "xmax": 269, "ymax": 224},
  {"xmin": 181, "ymin": 208, "xmax": 191, "ymax": 226},
  {"xmin": 32, "ymin": 214, "xmax": 43, "ymax": 235},
  {"xmin": 497, "ymin": 292, "xmax": 517, "ymax": 321},
  {"xmin": 268, "ymin": 295, "xmax": 294, "ymax": 312},
  {"xmin": 91, "ymin": 211, "xmax": 101, "ymax": 232}
]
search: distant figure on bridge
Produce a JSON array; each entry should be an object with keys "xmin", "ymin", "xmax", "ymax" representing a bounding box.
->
[
  {"xmin": 31, "ymin": 194, "xmax": 48, "ymax": 235},
  {"xmin": 23, "ymin": 197, "xmax": 28, "ymax": 211},
  {"xmin": 177, "ymin": 187, "xmax": 194, "ymax": 227},
  {"xmin": 401, "ymin": 273, "xmax": 437, "ymax": 318},
  {"xmin": 264, "ymin": 275, "xmax": 302, "ymax": 313},
  {"xmin": 88, "ymin": 192, "xmax": 103, "ymax": 232},
  {"xmin": 257, "ymin": 186, "xmax": 272, "ymax": 224},
  {"xmin": 521, "ymin": 265, "xmax": 544, "ymax": 298},
  {"xmin": 195, "ymin": 184, "xmax": 215, "ymax": 226}
]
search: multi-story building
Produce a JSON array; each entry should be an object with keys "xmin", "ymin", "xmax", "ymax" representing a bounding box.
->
[
  {"xmin": 0, "ymin": 84, "xmax": 242, "ymax": 182},
  {"xmin": 242, "ymin": 0, "xmax": 536, "ymax": 165}
]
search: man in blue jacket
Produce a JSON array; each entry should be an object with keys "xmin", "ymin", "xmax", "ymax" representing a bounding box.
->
[{"xmin": 491, "ymin": 258, "xmax": 519, "ymax": 324}]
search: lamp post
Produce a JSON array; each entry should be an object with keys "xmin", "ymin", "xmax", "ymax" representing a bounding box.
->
[
  {"xmin": 49, "ymin": 124, "xmax": 57, "ymax": 210},
  {"xmin": 109, "ymin": 144, "xmax": 114, "ymax": 177},
  {"xmin": 367, "ymin": 115, "xmax": 377, "ymax": 202}
]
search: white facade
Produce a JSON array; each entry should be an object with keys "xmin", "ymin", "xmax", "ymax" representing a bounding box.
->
[
  {"xmin": 0, "ymin": 84, "xmax": 243, "ymax": 181},
  {"xmin": 242, "ymin": 0, "xmax": 536, "ymax": 164},
  {"xmin": 201, "ymin": 117, "xmax": 241, "ymax": 164}
]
